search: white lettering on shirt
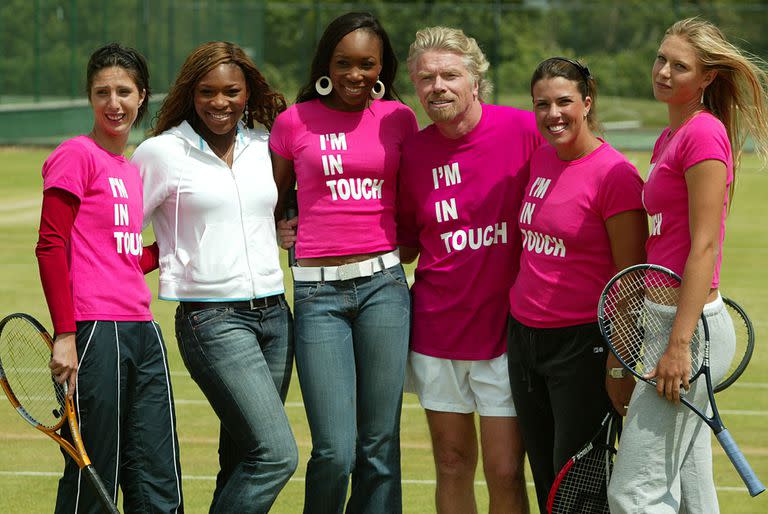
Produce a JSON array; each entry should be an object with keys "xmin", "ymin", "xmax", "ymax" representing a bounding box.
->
[
  {"xmin": 650, "ymin": 213, "xmax": 662, "ymax": 236},
  {"xmin": 108, "ymin": 177, "xmax": 129, "ymax": 198},
  {"xmin": 114, "ymin": 203, "xmax": 129, "ymax": 226},
  {"xmin": 114, "ymin": 231, "xmax": 143, "ymax": 256},
  {"xmin": 326, "ymin": 178, "xmax": 383, "ymax": 201},
  {"xmin": 529, "ymin": 177, "xmax": 551, "ymax": 199},
  {"xmin": 435, "ymin": 198, "xmax": 458, "ymax": 223},
  {"xmin": 432, "ymin": 162, "xmax": 462, "ymax": 190},
  {"xmin": 521, "ymin": 229, "xmax": 566, "ymax": 258},
  {"xmin": 319, "ymin": 132, "xmax": 347, "ymax": 151},
  {"xmin": 519, "ymin": 201, "xmax": 536, "ymax": 225},
  {"xmin": 440, "ymin": 222, "xmax": 508, "ymax": 254},
  {"xmin": 321, "ymin": 154, "xmax": 344, "ymax": 176}
]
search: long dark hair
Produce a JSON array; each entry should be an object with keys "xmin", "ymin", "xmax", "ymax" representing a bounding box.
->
[
  {"xmin": 86, "ymin": 43, "xmax": 151, "ymax": 124},
  {"xmin": 153, "ymin": 41, "xmax": 286, "ymax": 135},
  {"xmin": 295, "ymin": 12, "xmax": 400, "ymax": 103}
]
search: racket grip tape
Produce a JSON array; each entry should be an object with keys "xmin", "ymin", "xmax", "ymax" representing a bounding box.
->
[
  {"xmin": 83, "ymin": 465, "xmax": 120, "ymax": 513},
  {"xmin": 716, "ymin": 429, "xmax": 765, "ymax": 497},
  {"xmin": 285, "ymin": 188, "xmax": 298, "ymax": 268}
]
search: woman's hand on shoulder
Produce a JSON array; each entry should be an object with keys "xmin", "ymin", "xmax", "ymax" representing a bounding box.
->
[
  {"xmin": 277, "ymin": 217, "xmax": 298, "ymax": 249},
  {"xmin": 49, "ymin": 332, "xmax": 78, "ymax": 396}
]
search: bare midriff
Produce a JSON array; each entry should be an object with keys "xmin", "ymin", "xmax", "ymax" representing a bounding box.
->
[{"xmin": 297, "ymin": 250, "xmax": 392, "ymax": 267}]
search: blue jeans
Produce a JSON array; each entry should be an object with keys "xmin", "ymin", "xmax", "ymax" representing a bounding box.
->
[
  {"xmin": 294, "ymin": 264, "xmax": 410, "ymax": 514},
  {"xmin": 175, "ymin": 296, "xmax": 298, "ymax": 514}
]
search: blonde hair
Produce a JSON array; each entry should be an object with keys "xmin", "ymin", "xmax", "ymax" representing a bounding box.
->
[
  {"xmin": 666, "ymin": 18, "xmax": 768, "ymax": 190},
  {"xmin": 407, "ymin": 26, "xmax": 493, "ymax": 101}
]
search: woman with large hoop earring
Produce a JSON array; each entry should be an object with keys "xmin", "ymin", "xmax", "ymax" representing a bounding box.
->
[{"xmin": 271, "ymin": 11, "xmax": 418, "ymax": 514}]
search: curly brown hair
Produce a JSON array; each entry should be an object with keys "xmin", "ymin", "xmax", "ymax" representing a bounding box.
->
[{"xmin": 153, "ymin": 41, "xmax": 286, "ymax": 135}]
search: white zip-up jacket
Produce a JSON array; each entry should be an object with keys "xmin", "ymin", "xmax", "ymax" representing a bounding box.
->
[{"xmin": 132, "ymin": 120, "xmax": 284, "ymax": 301}]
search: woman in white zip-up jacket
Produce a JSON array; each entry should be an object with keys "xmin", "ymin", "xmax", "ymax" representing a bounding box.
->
[{"xmin": 132, "ymin": 42, "xmax": 297, "ymax": 514}]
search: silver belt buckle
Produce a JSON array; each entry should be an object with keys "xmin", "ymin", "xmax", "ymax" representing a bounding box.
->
[{"xmin": 336, "ymin": 262, "xmax": 361, "ymax": 281}]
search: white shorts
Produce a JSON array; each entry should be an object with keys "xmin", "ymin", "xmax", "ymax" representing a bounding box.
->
[{"xmin": 405, "ymin": 351, "xmax": 516, "ymax": 417}]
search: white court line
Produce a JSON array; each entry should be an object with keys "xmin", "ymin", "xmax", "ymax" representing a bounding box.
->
[
  {"xmin": 170, "ymin": 369, "xmax": 768, "ymax": 391},
  {"xmin": 171, "ymin": 399, "xmax": 768, "ymax": 416},
  {"xmin": 0, "ymin": 198, "xmax": 40, "ymax": 212},
  {"xmin": 0, "ymin": 209, "xmax": 40, "ymax": 226},
  {"xmin": 731, "ymin": 382, "xmax": 768, "ymax": 389},
  {"xmin": 720, "ymin": 409, "xmax": 768, "ymax": 417},
  {"xmin": 0, "ymin": 471, "xmax": 754, "ymax": 493},
  {"xmin": 174, "ymin": 399, "xmax": 423, "ymax": 409}
]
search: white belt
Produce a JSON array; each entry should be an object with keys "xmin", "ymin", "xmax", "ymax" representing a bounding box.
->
[{"xmin": 291, "ymin": 250, "xmax": 400, "ymax": 282}]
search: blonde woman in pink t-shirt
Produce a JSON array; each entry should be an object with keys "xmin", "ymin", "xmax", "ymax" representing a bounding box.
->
[
  {"xmin": 608, "ymin": 18, "xmax": 768, "ymax": 513},
  {"xmin": 270, "ymin": 12, "xmax": 418, "ymax": 514}
]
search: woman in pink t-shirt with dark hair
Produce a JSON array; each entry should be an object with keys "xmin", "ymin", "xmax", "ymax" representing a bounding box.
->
[
  {"xmin": 506, "ymin": 57, "xmax": 647, "ymax": 513},
  {"xmin": 270, "ymin": 11, "xmax": 417, "ymax": 514},
  {"xmin": 36, "ymin": 43, "xmax": 183, "ymax": 512},
  {"xmin": 608, "ymin": 18, "xmax": 768, "ymax": 513}
]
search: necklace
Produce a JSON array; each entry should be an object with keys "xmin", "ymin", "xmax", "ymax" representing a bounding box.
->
[
  {"xmin": 209, "ymin": 137, "xmax": 236, "ymax": 166},
  {"xmin": 558, "ymin": 137, "xmax": 602, "ymax": 162}
]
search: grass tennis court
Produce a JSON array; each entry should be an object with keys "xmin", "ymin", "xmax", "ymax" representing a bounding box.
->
[{"xmin": 1, "ymin": 146, "xmax": 765, "ymax": 513}]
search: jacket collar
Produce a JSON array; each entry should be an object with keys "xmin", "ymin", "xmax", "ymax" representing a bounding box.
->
[{"xmin": 168, "ymin": 120, "xmax": 266, "ymax": 159}]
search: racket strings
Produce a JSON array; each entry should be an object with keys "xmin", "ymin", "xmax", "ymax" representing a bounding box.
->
[
  {"xmin": 551, "ymin": 444, "xmax": 614, "ymax": 513},
  {"xmin": 600, "ymin": 268, "xmax": 703, "ymax": 379},
  {"xmin": 0, "ymin": 318, "xmax": 65, "ymax": 428}
]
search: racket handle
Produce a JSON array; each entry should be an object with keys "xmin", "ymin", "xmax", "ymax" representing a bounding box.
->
[
  {"xmin": 716, "ymin": 429, "xmax": 766, "ymax": 497},
  {"xmin": 83, "ymin": 465, "xmax": 120, "ymax": 513},
  {"xmin": 285, "ymin": 188, "xmax": 298, "ymax": 268}
]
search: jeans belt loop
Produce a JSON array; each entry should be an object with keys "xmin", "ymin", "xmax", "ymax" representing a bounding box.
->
[{"xmin": 320, "ymin": 267, "xmax": 325, "ymax": 283}]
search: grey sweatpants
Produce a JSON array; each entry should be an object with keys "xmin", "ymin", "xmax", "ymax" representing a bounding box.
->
[{"xmin": 608, "ymin": 294, "xmax": 735, "ymax": 513}]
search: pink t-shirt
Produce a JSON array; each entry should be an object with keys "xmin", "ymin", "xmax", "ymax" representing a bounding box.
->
[
  {"xmin": 644, "ymin": 112, "xmax": 733, "ymax": 288},
  {"xmin": 509, "ymin": 142, "xmax": 644, "ymax": 328},
  {"xmin": 270, "ymin": 99, "xmax": 418, "ymax": 258},
  {"xmin": 42, "ymin": 136, "xmax": 152, "ymax": 321},
  {"xmin": 398, "ymin": 104, "xmax": 542, "ymax": 360}
]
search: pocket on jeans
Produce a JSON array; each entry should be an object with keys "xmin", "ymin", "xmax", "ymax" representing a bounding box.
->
[
  {"xmin": 382, "ymin": 265, "xmax": 409, "ymax": 288},
  {"xmin": 294, "ymin": 282, "xmax": 321, "ymax": 304},
  {"xmin": 187, "ymin": 307, "xmax": 230, "ymax": 330}
]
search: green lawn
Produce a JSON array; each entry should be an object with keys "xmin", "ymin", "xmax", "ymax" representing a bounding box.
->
[{"xmin": 1, "ymin": 146, "xmax": 766, "ymax": 513}]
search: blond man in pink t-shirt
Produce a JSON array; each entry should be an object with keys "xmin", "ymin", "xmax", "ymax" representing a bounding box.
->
[{"xmin": 398, "ymin": 27, "xmax": 542, "ymax": 514}]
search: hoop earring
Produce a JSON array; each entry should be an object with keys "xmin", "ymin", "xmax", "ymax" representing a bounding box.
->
[
  {"xmin": 315, "ymin": 76, "xmax": 332, "ymax": 96},
  {"xmin": 370, "ymin": 80, "xmax": 385, "ymax": 100}
]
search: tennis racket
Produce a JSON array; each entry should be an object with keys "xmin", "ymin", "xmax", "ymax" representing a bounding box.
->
[
  {"xmin": 547, "ymin": 411, "xmax": 621, "ymax": 514},
  {"xmin": 714, "ymin": 297, "xmax": 755, "ymax": 393},
  {"xmin": 597, "ymin": 264, "xmax": 765, "ymax": 497},
  {"xmin": 0, "ymin": 313, "xmax": 120, "ymax": 513}
]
